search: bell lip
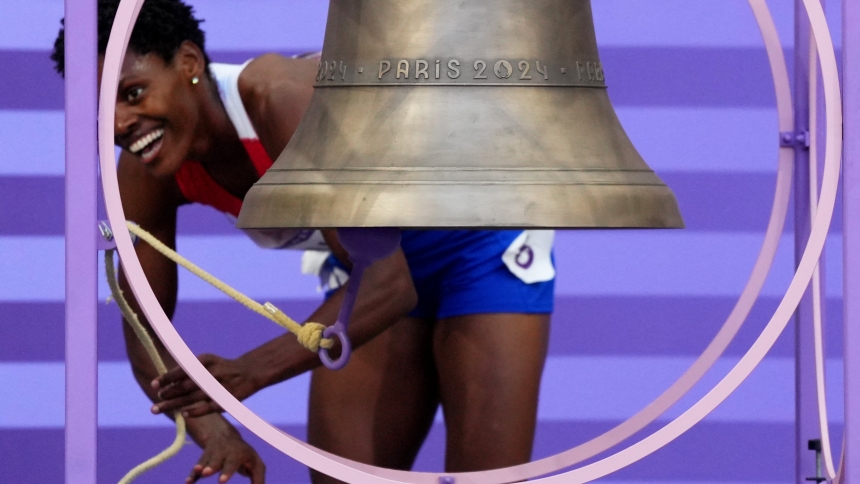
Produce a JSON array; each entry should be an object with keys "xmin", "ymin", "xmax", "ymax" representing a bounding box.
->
[
  {"xmin": 236, "ymin": 184, "xmax": 685, "ymax": 230},
  {"xmin": 237, "ymin": 223, "xmax": 686, "ymax": 230}
]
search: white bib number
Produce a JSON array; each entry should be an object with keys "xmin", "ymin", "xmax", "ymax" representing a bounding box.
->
[{"xmin": 502, "ymin": 230, "xmax": 556, "ymax": 284}]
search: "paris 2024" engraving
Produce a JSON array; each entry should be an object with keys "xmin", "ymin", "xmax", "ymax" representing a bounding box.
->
[{"xmin": 316, "ymin": 58, "xmax": 605, "ymax": 86}]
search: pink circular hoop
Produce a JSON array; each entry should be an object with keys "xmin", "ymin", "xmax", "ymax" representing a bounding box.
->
[{"xmin": 97, "ymin": 0, "xmax": 841, "ymax": 482}]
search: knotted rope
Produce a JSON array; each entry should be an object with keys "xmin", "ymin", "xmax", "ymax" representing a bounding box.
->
[{"xmin": 125, "ymin": 221, "xmax": 333, "ymax": 351}]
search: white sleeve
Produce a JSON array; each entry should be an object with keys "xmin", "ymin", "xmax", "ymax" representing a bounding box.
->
[{"xmin": 241, "ymin": 227, "xmax": 330, "ymax": 250}]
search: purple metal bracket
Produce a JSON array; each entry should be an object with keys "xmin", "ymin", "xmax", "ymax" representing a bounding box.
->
[
  {"xmin": 317, "ymin": 228, "xmax": 402, "ymax": 369},
  {"xmin": 98, "ymin": 220, "xmax": 138, "ymax": 250},
  {"xmin": 97, "ymin": 221, "xmax": 117, "ymax": 251},
  {"xmin": 781, "ymin": 130, "xmax": 812, "ymax": 149}
]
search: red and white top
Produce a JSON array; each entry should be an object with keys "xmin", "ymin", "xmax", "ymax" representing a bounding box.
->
[{"xmin": 174, "ymin": 61, "xmax": 327, "ymax": 251}]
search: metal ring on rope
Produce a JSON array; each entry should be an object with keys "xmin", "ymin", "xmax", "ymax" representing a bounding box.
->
[{"xmin": 97, "ymin": 1, "xmax": 840, "ymax": 483}]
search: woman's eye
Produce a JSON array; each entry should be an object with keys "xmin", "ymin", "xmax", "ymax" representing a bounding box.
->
[{"xmin": 126, "ymin": 87, "xmax": 143, "ymax": 102}]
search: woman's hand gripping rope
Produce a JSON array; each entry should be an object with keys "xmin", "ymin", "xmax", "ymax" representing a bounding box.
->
[{"xmin": 153, "ymin": 353, "xmax": 258, "ymax": 418}]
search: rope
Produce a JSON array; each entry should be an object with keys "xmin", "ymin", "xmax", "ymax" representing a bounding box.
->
[
  {"xmin": 105, "ymin": 250, "xmax": 187, "ymax": 484},
  {"xmin": 104, "ymin": 223, "xmax": 331, "ymax": 482},
  {"xmin": 125, "ymin": 221, "xmax": 333, "ymax": 351}
]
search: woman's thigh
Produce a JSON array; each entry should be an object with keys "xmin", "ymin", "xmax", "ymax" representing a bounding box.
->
[
  {"xmin": 308, "ymin": 316, "xmax": 439, "ymax": 483},
  {"xmin": 433, "ymin": 312, "xmax": 550, "ymax": 473}
]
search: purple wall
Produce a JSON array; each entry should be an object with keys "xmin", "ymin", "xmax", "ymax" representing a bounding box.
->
[{"xmin": 0, "ymin": 1, "xmax": 847, "ymax": 483}]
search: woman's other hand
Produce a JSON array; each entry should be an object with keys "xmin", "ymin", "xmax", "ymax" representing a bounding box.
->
[
  {"xmin": 186, "ymin": 425, "xmax": 265, "ymax": 484},
  {"xmin": 152, "ymin": 353, "xmax": 261, "ymax": 418}
]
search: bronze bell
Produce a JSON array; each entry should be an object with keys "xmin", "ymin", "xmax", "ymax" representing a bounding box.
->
[{"xmin": 237, "ymin": 0, "xmax": 684, "ymax": 229}]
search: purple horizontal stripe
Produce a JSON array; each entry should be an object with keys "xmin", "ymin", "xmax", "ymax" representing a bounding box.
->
[
  {"xmin": 662, "ymin": 171, "xmax": 842, "ymax": 233},
  {"xmin": 0, "ymin": 177, "xmax": 65, "ymax": 235},
  {"xmin": 3, "ymin": 48, "xmax": 835, "ymax": 110},
  {"xmin": 0, "ymin": 299, "xmax": 319, "ymax": 362},
  {"xmin": 0, "ymin": 51, "xmax": 64, "ymax": 110},
  {"xmin": 2, "ymin": 172, "xmax": 843, "ymax": 235},
  {"xmin": 1, "ymin": 296, "xmax": 844, "ymax": 362},
  {"xmin": 604, "ymin": 47, "xmax": 794, "ymax": 108},
  {"xmin": 0, "ymin": 421, "xmax": 823, "ymax": 482},
  {"xmin": 550, "ymin": 296, "xmax": 844, "ymax": 359}
]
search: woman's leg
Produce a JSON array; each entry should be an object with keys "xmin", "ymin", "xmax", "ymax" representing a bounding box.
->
[
  {"xmin": 307, "ymin": 316, "xmax": 440, "ymax": 484},
  {"xmin": 433, "ymin": 313, "xmax": 550, "ymax": 473}
]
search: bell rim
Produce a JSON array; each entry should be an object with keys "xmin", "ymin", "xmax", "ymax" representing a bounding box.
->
[{"xmin": 237, "ymin": 183, "xmax": 685, "ymax": 230}]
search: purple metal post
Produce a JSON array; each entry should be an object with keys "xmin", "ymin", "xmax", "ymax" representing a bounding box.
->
[
  {"xmin": 64, "ymin": 0, "xmax": 98, "ymax": 482},
  {"xmin": 794, "ymin": 2, "xmax": 822, "ymax": 483},
  {"xmin": 843, "ymin": 0, "xmax": 860, "ymax": 480}
]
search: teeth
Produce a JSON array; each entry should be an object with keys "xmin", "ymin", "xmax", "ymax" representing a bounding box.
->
[{"xmin": 130, "ymin": 129, "xmax": 164, "ymax": 154}]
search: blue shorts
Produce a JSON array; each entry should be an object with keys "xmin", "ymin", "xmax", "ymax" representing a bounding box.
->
[{"xmin": 325, "ymin": 230, "xmax": 555, "ymax": 320}]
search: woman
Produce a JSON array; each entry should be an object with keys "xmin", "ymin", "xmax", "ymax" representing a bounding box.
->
[{"xmin": 53, "ymin": 1, "xmax": 554, "ymax": 483}]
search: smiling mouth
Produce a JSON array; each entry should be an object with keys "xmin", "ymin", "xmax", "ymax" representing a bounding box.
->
[{"xmin": 129, "ymin": 128, "xmax": 165, "ymax": 163}]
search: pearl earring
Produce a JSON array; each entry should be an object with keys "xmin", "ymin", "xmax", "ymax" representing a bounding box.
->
[{"xmin": 191, "ymin": 77, "xmax": 199, "ymax": 85}]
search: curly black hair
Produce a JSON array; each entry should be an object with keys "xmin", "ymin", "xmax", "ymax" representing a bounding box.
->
[{"xmin": 51, "ymin": 0, "xmax": 210, "ymax": 77}]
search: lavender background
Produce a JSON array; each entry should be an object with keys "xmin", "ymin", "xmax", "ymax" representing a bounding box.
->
[{"xmin": 0, "ymin": 1, "xmax": 849, "ymax": 483}]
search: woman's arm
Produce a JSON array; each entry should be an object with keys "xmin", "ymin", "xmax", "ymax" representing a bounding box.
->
[
  {"xmin": 115, "ymin": 151, "xmax": 182, "ymax": 404},
  {"xmin": 152, "ymin": 54, "xmax": 418, "ymax": 415},
  {"xmin": 237, "ymin": 54, "xmax": 318, "ymax": 160},
  {"xmin": 239, "ymin": 229, "xmax": 417, "ymax": 387},
  {"xmin": 114, "ymin": 153, "xmax": 264, "ymax": 471},
  {"xmin": 152, "ymin": 229, "xmax": 417, "ymax": 417}
]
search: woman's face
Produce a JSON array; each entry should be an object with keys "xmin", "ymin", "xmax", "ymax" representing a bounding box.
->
[{"xmin": 100, "ymin": 46, "xmax": 203, "ymax": 178}]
